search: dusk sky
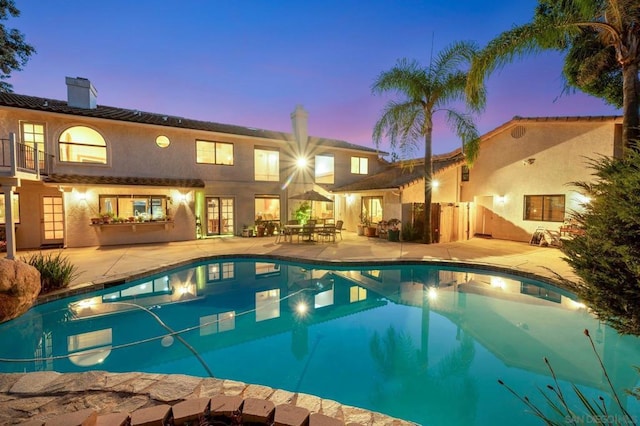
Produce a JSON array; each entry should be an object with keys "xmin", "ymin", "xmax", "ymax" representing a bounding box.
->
[{"xmin": 8, "ymin": 1, "xmax": 620, "ymax": 156}]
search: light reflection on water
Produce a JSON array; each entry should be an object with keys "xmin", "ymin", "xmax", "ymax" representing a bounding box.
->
[{"xmin": 1, "ymin": 259, "xmax": 639, "ymax": 425}]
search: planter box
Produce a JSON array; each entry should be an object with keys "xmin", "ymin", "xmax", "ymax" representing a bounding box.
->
[{"xmin": 388, "ymin": 229, "xmax": 400, "ymax": 242}]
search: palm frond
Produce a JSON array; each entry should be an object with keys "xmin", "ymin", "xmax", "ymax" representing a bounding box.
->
[
  {"xmin": 372, "ymin": 58, "xmax": 430, "ymax": 101},
  {"xmin": 431, "ymin": 40, "xmax": 479, "ymax": 81},
  {"xmin": 467, "ymin": 23, "xmax": 551, "ymax": 99},
  {"xmin": 372, "ymin": 99, "xmax": 424, "ymax": 152},
  {"xmin": 444, "ymin": 109, "xmax": 481, "ymax": 164}
]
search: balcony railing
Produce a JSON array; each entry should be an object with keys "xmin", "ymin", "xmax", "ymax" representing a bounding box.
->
[{"xmin": 0, "ymin": 137, "xmax": 53, "ymax": 177}]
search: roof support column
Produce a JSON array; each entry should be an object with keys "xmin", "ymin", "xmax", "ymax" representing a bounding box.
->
[{"xmin": 2, "ymin": 183, "xmax": 18, "ymax": 259}]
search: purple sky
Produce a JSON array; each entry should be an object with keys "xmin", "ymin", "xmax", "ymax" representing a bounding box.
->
[{"xmin": 8, "ymin": 1, "xmax": 620, "ymax": 156}]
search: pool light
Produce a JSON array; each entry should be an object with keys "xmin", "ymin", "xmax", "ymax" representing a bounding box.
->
[
  {"xmin": 296, "ymin": 301, "xmax": 308, "ymax": 315},
  {"xmin": 427, "ymin": 286, "xmax": 438, "ymax": 300}
]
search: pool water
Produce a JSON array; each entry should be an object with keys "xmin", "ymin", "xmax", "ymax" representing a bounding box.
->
[{"xmin": 1, "ymin": 258, "xmax": 639, "ymax": 425}]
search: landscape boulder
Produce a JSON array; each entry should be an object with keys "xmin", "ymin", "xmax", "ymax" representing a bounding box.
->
[{"xmin": 0, "ymin": 259, "xmax": 41, "ymax": 323}]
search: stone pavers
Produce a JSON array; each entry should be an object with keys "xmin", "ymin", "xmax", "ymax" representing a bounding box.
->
[{"xmin": 1, "ymin": 371, "xmax": 414, "ymax": 426}]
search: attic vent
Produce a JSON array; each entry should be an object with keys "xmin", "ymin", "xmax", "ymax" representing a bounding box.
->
[{"xmin": 511, "ymin": 125, "xmax": 526, "ymax": 139}]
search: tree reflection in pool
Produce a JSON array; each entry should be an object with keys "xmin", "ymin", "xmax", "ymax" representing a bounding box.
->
[{"xmin": 1, "ymin": 258, "xmax": 638, "ymax": 426}]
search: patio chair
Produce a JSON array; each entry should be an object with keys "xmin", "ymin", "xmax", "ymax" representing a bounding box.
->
[
  {"xmin": 298, "ymin": 221, "xmax": 316, "ymax": 242},
  {"xmin": 334, "ymin": 220, "xmax": 344, "ymax": 240},
  {"xmin": 278, "ymin": 219, "xmax": 299, "ymax": 243},
  {"xmin": 317, "ymin": 224, "xmax": 336, "ymax": 242}
]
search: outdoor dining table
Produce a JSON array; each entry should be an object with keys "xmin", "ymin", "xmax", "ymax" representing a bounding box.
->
[{"xmin": 279, "ymin": 223, "xmax": 336, "ymax": 243}]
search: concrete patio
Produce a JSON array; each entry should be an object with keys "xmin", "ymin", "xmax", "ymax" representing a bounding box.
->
[{"xmin": 27, "ymin": 231, "xmax": 578, "ymax": 302}]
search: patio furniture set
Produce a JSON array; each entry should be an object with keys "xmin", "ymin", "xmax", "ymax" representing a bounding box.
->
[{"xmin": 276, "ymin": 219, "xmax": 344, "ymax": 243}]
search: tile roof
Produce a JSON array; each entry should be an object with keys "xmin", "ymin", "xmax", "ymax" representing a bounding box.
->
[
  {"xmin": 332, "ymin": 152, "xmax": 464, "ymax": 192},
  {"xmin": 43, "ymin": 174, "xmax": 205, "ymax": 188},
  {"xmin": 0, "ymin": 92, "xmax": 380, "ymax": 154},
  {"xmin": 481, "ymin": 115, "xmax": 622, "ymax": 141},
  {"xmin": 329, "ymin": 114, "xmax": 622, "ymax": 193}
]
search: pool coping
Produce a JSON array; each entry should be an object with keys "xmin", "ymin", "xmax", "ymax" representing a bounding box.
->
[
  {"xmin": 37, "ymin": 253, "xmax": 571, "ymax": 305},
  {"xmin": 0, "ymin": 371, "xmax": 415, "ymax": 425}
]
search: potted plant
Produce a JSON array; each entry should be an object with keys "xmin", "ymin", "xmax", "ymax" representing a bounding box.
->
[
  {"xmin": 102, "ymin": 212, "xmax": 115, "ymax": 224},
  {"xmin": 242, "ymin": 224, "xmax": 254, "ymax": 237},
  {"xmin": 295, "ymin": 202, "xmax": 311, "ymax": 225},
  {"xmin": 365, "ymin": 223, "xmax": 378, "ymax": 237},
  {"xmin": 256, "ymin": 221, "xmax": 266, "ymax": 237},
  {"xmin": 265, "ymin": 221, "xmax": 276, "ymax": 236},
  {"xmin": 357, "ymin": 213, "xmax": 369, "ymax": 236},
  {"xmin": 387, "ymin": 219, "xmax": 401, "ymax": 242}
]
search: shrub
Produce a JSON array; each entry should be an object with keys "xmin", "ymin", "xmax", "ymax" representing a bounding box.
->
[
  {"xmin": 561, "ymin": 147, "xmax": 640, "ymax": 335},
  {"xmin": 402, "ymin": 221, "xmax": 420, "ymax": 241},
  {"xmin": 22, "ymin": 252, "xmax": 80, "ymax": 293}
]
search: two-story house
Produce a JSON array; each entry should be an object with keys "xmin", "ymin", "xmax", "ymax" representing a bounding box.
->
[{"xmin": 0, "ymin": 77, "xmax": 385, "ymax": 256}]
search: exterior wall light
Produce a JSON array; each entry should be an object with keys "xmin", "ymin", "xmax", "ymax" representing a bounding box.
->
[
  {"xmin": 176, "ymin": 193, "xmax": 188, "ymax": 204},
  {"xmin": 74, "ymin": 190, "xmax": 87, "ymax": 202}
]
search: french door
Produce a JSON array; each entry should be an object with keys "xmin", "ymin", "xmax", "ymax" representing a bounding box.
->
[
  {"xmin": 205, "ymin": 197, "xmax": 234, "ymax": 236},
  {"xmin": 42, "ymin": 195, "xmax": 64, "ymax": 246}
]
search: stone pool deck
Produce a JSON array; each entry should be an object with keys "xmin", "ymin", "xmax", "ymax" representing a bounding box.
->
[
  {"xmin": 7, "ymin": 233, "xmax": 577, "ymax": 424},
  {"xmin": 1, "ymin": 371, "xmax": 411, "ymax": 425}
]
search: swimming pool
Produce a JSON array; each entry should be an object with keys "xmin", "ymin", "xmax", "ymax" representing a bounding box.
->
[{"xmin": 1, "ymin": 258, "xmax": 638, "ymax": 425}]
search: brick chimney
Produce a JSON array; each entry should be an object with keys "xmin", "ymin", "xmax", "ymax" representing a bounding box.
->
[
  {"xmin": 290, "ymin": 105, "xmax": 308, "ymax": 148},
  {"xmin": 65, "ymin": 77, "xmax": 98, "ymax": 109}
]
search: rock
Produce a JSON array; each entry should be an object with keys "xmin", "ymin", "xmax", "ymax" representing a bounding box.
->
[{"xmin": 0, "ymin": 259, "xmax": 41, "ymax": 323}]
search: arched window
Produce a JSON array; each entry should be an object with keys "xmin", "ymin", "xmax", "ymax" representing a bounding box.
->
[{"xmin": 59, "ymin": 126, "xmax": 107, "ymax": 164}]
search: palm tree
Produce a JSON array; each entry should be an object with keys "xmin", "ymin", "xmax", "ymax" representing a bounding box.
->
[
  {"xmin": 372, "ymin": 41, "xmax": 485, "ymax": 244},
  {"xmin": 467, "ymin": 0, "xmax": 640, "ymax": 149}
]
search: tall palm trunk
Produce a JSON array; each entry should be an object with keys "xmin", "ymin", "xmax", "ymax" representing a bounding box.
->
[
  {"xmin": 621, "ymin": 62, "xmax": 640, "ymax": 149},
  {"xmin": 423, "ymin": 127, "xmax": 433, "ymax": 244}
]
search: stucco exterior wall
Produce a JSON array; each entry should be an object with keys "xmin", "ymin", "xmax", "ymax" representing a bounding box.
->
[
  {"xmin": 1, "ymin": 103, "xmax": 383, "ymax": 248},
  {"xmin": 62, "ymin": 186, "xmax": 195, "ymax": 248},
  {"xmin": 460, "ymin": 120, "xmax": 617, "ymax": 241},
  {"xmin": 11, "ymin": 181, "xmax": 62, "ymax": 249}
]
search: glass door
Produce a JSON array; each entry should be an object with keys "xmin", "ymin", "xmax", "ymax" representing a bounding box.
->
[
  {"xmin": 42, "ymin": 195, "xmax": 64, "ymax": 246},
  {"xmin": 206, "ymin": 197, "xmax": 234, "ymax": 236}
]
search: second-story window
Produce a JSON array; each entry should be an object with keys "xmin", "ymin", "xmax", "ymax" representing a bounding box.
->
[
  {"xmin": 20, "ymin": 122, "xmax": 46, "ymax": 170},
  {"xmin": 351, "ymin": 156, "xmax": 368, "ymax": 174},
  {"xmin": 254, "ymin": 148, "xmax": 279, "ymax": 181},
  {"xmin": 196, "ymin": 140, "xmax": 234, "ymax": 165},
  {"xmin": 21, "ymin": 122, "xmax": 45, "ymax": 152},
  {"xmin": 315, "ymin": 154, "xmax": 334, "ymax": 184},
  {"xmin": 59, "ymin": 126, "xmax": 107, "ymax": 164},
  {"xmin": 461, "ymin": 165, "xmax": 470, "ymax": 182}
]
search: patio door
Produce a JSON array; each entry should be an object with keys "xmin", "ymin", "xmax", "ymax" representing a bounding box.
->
[
  {"xmin": 205, "ymin": 197, "xmax": 234, "ymax": 236},
  {"xmin": 42, "ymin": 195, "xmax": 64, "ymax": 247}
]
